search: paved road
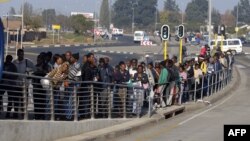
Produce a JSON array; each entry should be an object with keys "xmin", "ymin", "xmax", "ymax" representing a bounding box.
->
[{"xmin": 107, "ymin": 55, "xmax": 250, "ymax": 141}]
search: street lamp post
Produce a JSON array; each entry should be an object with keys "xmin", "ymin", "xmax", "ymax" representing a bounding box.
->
[
  {"xmin": 132, "ymin": 6, "xmax": 135, "ymax": 34},
  {"xmin": 21, "ymin": 0, "xmax": 25, "ymax": 49},
  {"xmin": 236, "ymin": 2, "xmax": 239, "ymax": 38},
  {"xmin": 208, "ymin": 0, "xmax": 212, "ymax": 46}
]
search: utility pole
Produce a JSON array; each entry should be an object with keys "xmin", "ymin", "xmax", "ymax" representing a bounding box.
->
[
  {"xmin": 208, "ymin": 0, "xmax": 212, "ymax": 46},
  {"xmin": 21, "ymin": 0, "xmax": 25, "ymax": 49},
  {"xmin": 236, "ymin": 2, "xmax": 239, "ymax": 38}
]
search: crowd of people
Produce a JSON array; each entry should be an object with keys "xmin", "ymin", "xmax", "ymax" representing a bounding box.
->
[{"xmin": 0, "ymin": 44, "xmax": 234, "ymax": 120}]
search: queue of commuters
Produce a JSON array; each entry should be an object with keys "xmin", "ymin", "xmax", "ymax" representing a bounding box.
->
[{"xmin": 0, "ymin": 45, "xmax": 234, "ymax": 120}]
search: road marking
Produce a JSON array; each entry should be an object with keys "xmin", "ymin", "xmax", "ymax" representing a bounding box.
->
[
  {"xmin": 101, "ymin": 50, "xmax": 107, "ymax": 53},
  {"xmin": 94, "ymin": 50, "xmax": 98, "ymax": 53},
  {"xmin": 123, "ymin": 51, "xmax": 127, "ymax": 54},
  {"xmin": 54, "ymin": 45, "xmax": 60, "ymax": 47},
  {"xmin": 117, "ymin": 51, "xmax": 121, "ymax": 54},
  {"xmin": 110, "ymin": 51, "xmax": 114, "ymax": 53},
  {"xmin": 129, "ymin": 52, "xmax": 134, "ymax": 55},
  {"xmin": 245, "ymin": 52, "xmax": 250, "ymax": 55},
  {"xmin": 75, "ymin": 44, "xmax": 80, "ymax": 47},
  {"xmin": 44, "ymin": 45, "xmax": 49, "ymax": 48},
  {"xmin": 153, "ymin": 53, "xmax": 158, "ymax": 55},
  {"xmin": 65, "ymin": 45, "xmax": 70, "ymax": 47},
  {"xmin": 31, "ymin": 45, "xmax": 37, "ymax": 48},
  {"xmin": 178, "ymin": 93, "xmax": 235, "ymax": 125}
]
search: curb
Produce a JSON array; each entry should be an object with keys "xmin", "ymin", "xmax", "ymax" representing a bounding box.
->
[
  {"xmin": 55, "ymin": 106, "xmax": 185, "ymax": 141},
  {"xmin": 21, "ymin": 42, "xmax": 121, "ymax": 48}
]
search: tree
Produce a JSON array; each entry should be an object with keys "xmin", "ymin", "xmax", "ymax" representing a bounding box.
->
[
  {"xmin": 9, "ymin": 7, "xmax": 16, "ymax": 15},
  {"xmin": 135, "ymin": 0, "xmax": 158, "ymax": 28},
  {"xmin": 221, "ymin": 10, "xmax": 236, "ymax": 27},
  {"xmin": 99, "ymin": 0, "xmax": 110, "ymax": 29},
  {"xmin": 56, "ymin": 14, "xmax": 70, "ymax": 31},
  {"xmin": 42, "ymin": 9, "xmax": 56, "ymax": 29},
  {"xmin": 164, "ymin": 0, "xmax": 180, "ymax": 12},
  {"xmin": 185, "ymin": 0, "xmax": 208, "ymax": 24},
  {"xmin": 212, "ymin": 8, "xmax": 221, "ymax": 25},
  {"xmin": 70, "ymin": 15, "xmax": 94, "ymax": 35},
  {"xmin": 113, "ymin": 0, "xmax": 157, "ymax": 29},
  {"xmin": 22, "ymin": 2, "xmax": 33, "ymax": 26},
  {"xmin": 113, "ymin": 0, "xmax": 134, "ymax": 28},
  {"xmin": 232, "ymin": 0, "xmax": 250, "ymax": 24},
  {"xmin": 8, "ymin": 7, "xmax": 17, "ymax": 20}
]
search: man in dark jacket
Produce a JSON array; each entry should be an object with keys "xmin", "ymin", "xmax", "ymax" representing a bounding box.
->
[
  {"xmin": 113, "ymin": 61, "xmax": 130, "ymax": 117},
  {"xmin": 79, "ymin": 53, "xmax": 96, "ymax": 119},
  {"xmin": 97, "ymin": 58, "xmax": 113, "ymax": 117},
  {"xmin": 0, "ymin": 55, "xmax": 18, "ymax": 118}
]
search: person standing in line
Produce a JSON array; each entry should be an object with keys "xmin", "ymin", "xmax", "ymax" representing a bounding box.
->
[
  {"xmin": 64, "ymin": 53, "xmax": 81, "ymax": 120},
  {"xmin": 179, "ymin": 65, "xmax": 187, "ymax": 104},
  {"xmin": 0, "ymin": 55, "xmax": 18, "ymax": 118},
  {"xmin": 12, "ymin": 49, "xmax": 35, "ymax": 119},
  {"xmin": 80, "ymin": 53, "xmax": 96, "ymax": 119}
]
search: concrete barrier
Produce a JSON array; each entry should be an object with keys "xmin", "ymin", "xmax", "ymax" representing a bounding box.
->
[{"xmin": 0, "ymin": 119, "xmax": 130, "ymax": 141}]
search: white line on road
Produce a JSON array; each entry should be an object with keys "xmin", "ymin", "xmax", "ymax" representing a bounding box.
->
[
  {"xmin": 110, "ymin": 51, "xmax": 114, "ymax": 53},
  {"xmin": 117, "ymin": 51, "xmax": 121, "ymax": 54},
  {"xmin": 101, "ymin": 50, "xmax": 107, "ymax": 53},
  {"xmin": 44, "ymin": 45, "xmax": 49, "ymax": 48},
  {"xmin": 94, "ymin": 50, "xmax": 98, "ymax": 53},
  {"xmin": 65, "ymin": 45, "xmax": 70, "ymax": 47},
  {"xmin": 54, "ymin": 45, "xmax": 60, "ymax": 47},
  {"xmin": 123, "ymin": 52, "xmax": 127, "ymax": 54},
  {"xmin": 31, "ymin": 45, "xmax": 37, "ymax": 48},
  {"xmin": 178, "ymin": 94, "xmax": 235, "ymax": 125},
  {"xmin": 129, "ymin": 52, "xmax": 134, "ymax": 55}
]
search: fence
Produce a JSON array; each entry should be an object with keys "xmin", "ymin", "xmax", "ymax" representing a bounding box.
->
[{"xmin": 0, "ymin": 68, "xmax": 233, "ymax": 121}]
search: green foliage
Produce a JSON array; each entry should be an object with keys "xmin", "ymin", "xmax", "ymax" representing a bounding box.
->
[
  {"xmin": 232, "ymin": 0, "xmax": 250, "ymax": 24},
  {"xmin": 99, "ymin": 0, "xmax": 110, "ymax": 29},
  {"xmin": 70, "ymin": 15, "xmax": 94, "ymax": 35},
  {"xmin": 113, "ymin": 0, "xmax": 157, "ymax": 29},
  {"xmin": 164, "ymin": 0, "xmax": 180, "ymax": 12},
  {"xmin": 30, "ymin": 15, "xmax": 43, "ymax": 30},
  {"xmin": 42, "ymin": 9, "xmax": 56, "ymax": 28},
  {"xmin": 23, "ymin": 2, "xmax": 33, "ymax": 26},
  {"xmin": 185, "ymin": 0, "xmax": 208, "ymax": 24},
  {"xmin": 212, "ymin": 8, "xmax": 221, "ymax": 25},
  {"xmin": 113, "ymin": 0, "xmax": 134, "ymax": 28},
  {"xmin": 135, "ymin": 0, "xmax": 157, "ymax": 28}
]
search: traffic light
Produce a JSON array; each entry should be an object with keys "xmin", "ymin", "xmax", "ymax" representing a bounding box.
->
[
  {"xmin": 220, "ymin": 24, "xmax": 226, "ymax": 36},
  {"xmin": 161, "ymin": 25, "xmax": 170, "ymax": 40},
  {"xmin": 178, "ymin": 25, "xmax": 185, "ymax": 38}
]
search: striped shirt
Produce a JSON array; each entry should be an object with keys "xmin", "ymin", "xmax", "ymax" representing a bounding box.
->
[{"xmin": 68, "ymin": 62, "xmax": 81, "ymax": 81}]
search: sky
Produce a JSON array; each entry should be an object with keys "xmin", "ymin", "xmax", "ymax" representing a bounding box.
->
[{"xmin": 0, "ymin": 0, "xmax": 239, "ymax": 17}]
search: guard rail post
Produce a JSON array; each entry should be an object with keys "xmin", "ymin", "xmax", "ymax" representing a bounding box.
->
[
  {"xmin": 201, "ymin": 75, "xmax": 204, "ymax": 100},
  {"xmin": 23, "ymin": 78, "xmax": 28, "ymax": 120},
  {"xmin": 108, "ymin": 86, "xmax": 112, "ymax": 119},
  {"xmin": 194, "ymin": 79, "xmax": 197, "ymax": 102},
  {"xmin": 50, "ymin": 84, "xmax": 54, "ymax": 121},
  {"xmin": 74, "ymin": 86, "xmax": 78, "ymax": 121},
  {"xmin": 90, "ymin": 84, "xmax": 94, "ymax": 119},
  {"xmin": 123, "ymin": 88, "xmax": 127, "ymax": 119}
]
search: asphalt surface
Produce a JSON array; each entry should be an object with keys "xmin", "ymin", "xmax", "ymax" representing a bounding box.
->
[{"xmin": 106, "ymin": 55, "xmax": 250, "ymax": 141}]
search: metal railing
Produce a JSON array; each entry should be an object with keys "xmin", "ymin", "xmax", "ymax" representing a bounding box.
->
[
  {"xmin": 0, "ymin": 68, "xmax": 233, "ymax": 121},
  {"xmin": 147, "ymin": 68, "xmax": 233, "ymax": 117}
]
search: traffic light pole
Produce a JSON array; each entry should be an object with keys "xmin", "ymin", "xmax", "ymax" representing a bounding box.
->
[
  {"xmin": 179, "ymin": 38, "xmax": 183, "ymax": 64},
  {"xmin": 164, "ymin": 40, "xmax": 168, "ymax": 60}
]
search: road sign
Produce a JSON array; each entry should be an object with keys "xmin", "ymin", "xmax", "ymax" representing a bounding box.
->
[
  {"xmin": 161, "ymin": 25, "xmax": 170, "ymax": 40},
  {"xmin": 52, "ymin": 24, "xmax": 61, "ymax": 30}
]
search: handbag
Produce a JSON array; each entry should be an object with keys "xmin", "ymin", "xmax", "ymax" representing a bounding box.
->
[{"xmin": 40, "ymin": 74, "xmax": 50, "ymax": 89}]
